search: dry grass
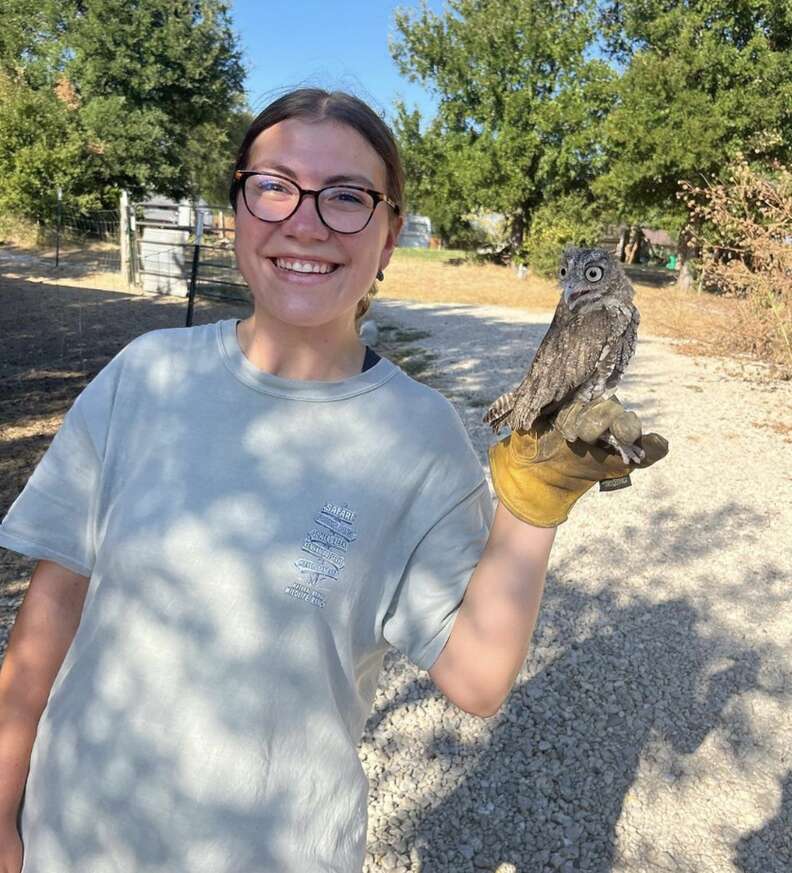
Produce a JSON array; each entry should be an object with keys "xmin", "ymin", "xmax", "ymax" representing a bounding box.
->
[
  {"xmin": 382, "ymin": 249, "xmax": 753, "ymax": 371},
  {"xmin": 383, "ymin": 250, "xmax": 563, "ymax": 310}
]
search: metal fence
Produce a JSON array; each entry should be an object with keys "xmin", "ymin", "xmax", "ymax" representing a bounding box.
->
[
  {"xmin": 30, "ymin": 193, "xmax": 251, "ymax": 316},
  {"xmin": 129, "ymin": 198, "xmax": 249, "ymax": 305},
  {"xmin": 45, "ymin": 206, "xmax": 122, "ymax": 276}
]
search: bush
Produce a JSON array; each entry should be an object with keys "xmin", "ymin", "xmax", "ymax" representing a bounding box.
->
[
  {"xmin": 0, "ymin": 214, "xmax": 41, "ymax": 247},
  {"xmin": 0, "ymin": 74, "xmax": 99, "ymax": 223},
  {"xmin": 522, "ymin": 193, "xmax": 602, "ymax": 277},
  {"xmin": 680, "ymin": 161, "xmax": 792, "ymax": 378},
  {"xmin": 435, "ymin": 219, "xmax": 491, "ymax": 252}
]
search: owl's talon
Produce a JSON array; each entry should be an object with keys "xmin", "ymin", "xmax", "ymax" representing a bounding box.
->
[
  {"xmin": 619, "ymin": 445, "xmax": 644, "ymax": 465},
  {"xmin": 603, "ymin": 433, "xmax": 644, "ymax": 465}
]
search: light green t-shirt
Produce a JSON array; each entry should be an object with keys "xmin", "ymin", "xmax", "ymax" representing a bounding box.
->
[{"xmin": 0, "ymin": 318, "xmax": 493, "ymax": 873}]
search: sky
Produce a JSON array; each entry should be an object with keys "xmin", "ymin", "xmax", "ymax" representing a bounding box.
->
[{"xmin": 230, "ymin": 0, "xmax": 444, "ymax": 127}]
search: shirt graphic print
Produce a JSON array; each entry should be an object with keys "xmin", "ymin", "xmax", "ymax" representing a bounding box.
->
[{"xmin": 285, "ymin": 501, "xmax": 358, "ymax": 609}]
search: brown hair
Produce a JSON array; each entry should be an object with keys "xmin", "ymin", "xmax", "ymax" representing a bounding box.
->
[{"xmin": 230, "ymin": 88, "xmax": 405, "ymax": 322}]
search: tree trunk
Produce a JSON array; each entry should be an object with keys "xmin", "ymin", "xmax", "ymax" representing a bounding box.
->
[
  {"xmin": 615, "ymin": 227, "xmax": 628, "ymax": 261},
  {"xmin": 676, "ymin": 226, "xmax": 698, "ymax": 291},
  {"xmin": 509, "ymin": 211, "xmax": 525, "ymax": 256},
  {"xmin": 624, "ymin": 225, "xmax": 644, "ymax": 264},
  {"xmin": 677, "ymin": 260, "xmax": 696, "ymax": 292}
]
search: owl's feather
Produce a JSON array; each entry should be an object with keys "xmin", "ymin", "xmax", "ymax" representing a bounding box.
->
[{"xmin": 482, "ymin": 390, "xmax": 516, "ymax": 432}]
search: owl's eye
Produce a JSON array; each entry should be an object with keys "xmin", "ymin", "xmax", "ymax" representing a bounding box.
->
[
  {"xmin": 559, "ymin": 266, "xmax": 568, "ymax": 278},
  {"xmin": 584, "ymin": 265, "xmax": 604, "ymax": 282}
]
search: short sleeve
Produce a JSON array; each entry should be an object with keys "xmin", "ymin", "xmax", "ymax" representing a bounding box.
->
[
  {"xmin": 382, "ymin": 480, "xmax": 494, "ymax": 671},
  {"xmin": 0, "ymin": 357, "xmax": 120, "ymax": 577}
]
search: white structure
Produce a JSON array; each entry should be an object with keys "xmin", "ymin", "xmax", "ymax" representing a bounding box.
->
[
  {"xmin": 397, "ymin": 214, "xmax": 432, "ymax": 248},
  {"xmin": 139, "ymin": 197, "xmax": 212, "ymax": 296}
]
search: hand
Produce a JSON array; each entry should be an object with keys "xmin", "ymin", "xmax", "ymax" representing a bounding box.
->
[
  {"xmin": 0, "ymin": 819, "xmax": 23, "ymax": 873},
  {"xmin": 488, "ymin": 394, "xmax": 669, "ymax": 527}
]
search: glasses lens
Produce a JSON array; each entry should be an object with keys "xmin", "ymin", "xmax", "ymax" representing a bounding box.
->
[
  {"xmin": 318, "ymin": 187, "xmax": 375, "ymax": 233},
  {"xmin": 244, "ymin": 174, "xmax": 299, "ymax": 221}
]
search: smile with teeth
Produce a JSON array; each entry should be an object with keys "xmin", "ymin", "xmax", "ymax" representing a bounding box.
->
[{"xmin": 272, "ymin": 257, "xmax": 339, "ymax": 274}]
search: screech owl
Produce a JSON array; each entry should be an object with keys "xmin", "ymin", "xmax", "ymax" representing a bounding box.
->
[{"xmin": 483, "ymin": 246, "xmax": 644, "ymax": 464}]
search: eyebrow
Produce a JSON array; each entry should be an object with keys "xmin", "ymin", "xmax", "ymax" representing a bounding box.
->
[{"xmin": 250, "ymin": 162, "xmax": 377, "ymax": 189}]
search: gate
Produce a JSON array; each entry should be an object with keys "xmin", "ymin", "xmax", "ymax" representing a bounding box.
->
[{"xmin": 128, "ymin": 198, "xmax": 249, "ymax": 303}]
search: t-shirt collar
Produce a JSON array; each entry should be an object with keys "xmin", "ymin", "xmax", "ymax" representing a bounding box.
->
[{"xmin": 216, "ymin": 318, "xmax": 397, "ymax": 401}]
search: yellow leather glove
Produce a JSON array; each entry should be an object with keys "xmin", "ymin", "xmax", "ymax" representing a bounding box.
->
[{"xmin": 488, "ymin": 395, "xmax": 669, "ymax": 527}]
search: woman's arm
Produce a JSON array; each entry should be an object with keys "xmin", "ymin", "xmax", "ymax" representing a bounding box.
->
[
  {"xmin": 428, "ymin": 502, "xmax": 556, "ymax": 718},
  {"xmin": 429, "ymin": 396, "xmax": 668, "ymax": 719},
  {"xmin": 0, "ymin": 560, "xmax": 89, "ymax": 825}
]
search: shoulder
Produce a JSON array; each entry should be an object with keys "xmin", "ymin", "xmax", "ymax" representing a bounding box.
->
[
  {"xmin": 119, "ymin": 321, "xmax": 216, "ymax": 360},
  {"xmin": 70, "ymin": 322, "xmax": 218, "ymax": 421},
  {"xmin": 102, "ymin": 321, "xmax": 218, "ymax": 387},
  {"xmin": 384, "ymin": 366, "xmax": 468, "ymax": 437},
  {"xmin": 377, "ymin": 365, "xmax": 485, "ymax": 488}
]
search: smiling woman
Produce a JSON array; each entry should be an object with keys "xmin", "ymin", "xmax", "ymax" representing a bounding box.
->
[{"xmin": 0, "ymin": 86, "xmax": 666, "ymax": 873}]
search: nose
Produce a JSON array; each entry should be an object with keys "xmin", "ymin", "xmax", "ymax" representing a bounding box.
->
[{"xmin": 283, "ymin": 191, "xmax": 329, "ymax": 240}]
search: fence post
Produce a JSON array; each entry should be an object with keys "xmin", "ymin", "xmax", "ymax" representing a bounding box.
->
[
  {"xmin": 129, "ymin": 202, "xmax": 138, "ymax": 287},
  {"xmin": 119, "ymin": 190, "xmax": 131, "ymax": 286},
  {"xmin": 185, "ymin": 209, "xmax": 205, "ymax": 327},
  {"xmin": 55, "ymin": 187, "xmax": 62, "ymax": 268}
]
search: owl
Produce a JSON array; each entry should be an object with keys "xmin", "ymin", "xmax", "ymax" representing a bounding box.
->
[{"xmin": 483, "ymin": 246, "xmax": 644, "ymax": 464}]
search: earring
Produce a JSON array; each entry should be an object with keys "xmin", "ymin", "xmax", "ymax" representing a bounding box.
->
[{"xmin": 376, "ymin": 269, "xmax": 384, "ymax": 281}]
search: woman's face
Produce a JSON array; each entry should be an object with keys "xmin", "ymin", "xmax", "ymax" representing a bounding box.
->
[{"xmin": 234, "ymin": 117, "xmax": 402, "ymax": 332}]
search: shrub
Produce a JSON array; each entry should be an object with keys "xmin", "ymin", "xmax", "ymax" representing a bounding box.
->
[
  {"xmin": 679, "ymin": 161, "xmax": 792, "ymax": 378},
  {"xmin": 522, "ymin": 193, "xmax": 602, "ymax": 277}
]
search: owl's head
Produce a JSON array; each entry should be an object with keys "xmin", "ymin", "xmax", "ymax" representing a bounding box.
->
[{"xmin": 559, "ymin": 246, "xmax": 633, "ymax": 312}]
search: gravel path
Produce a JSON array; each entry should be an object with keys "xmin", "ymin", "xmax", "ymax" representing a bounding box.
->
[{"xmin": 360, "ymin": 298, "xmax": 792, "ymax": 873}]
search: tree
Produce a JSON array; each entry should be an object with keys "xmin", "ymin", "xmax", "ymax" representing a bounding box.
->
[
  {"xmin": 592, "ymin": 0, "xmax": 792, "ymax": 259},
  {"xmin": 0, "ymin": 73, "xmax": 96, "ymax": 223},
  {"xmin": 390, "ymin": 0, "xmax": 617, "ymax": 256},
  {"xmin": 68, "ymin": 0, "xmax": 246, "ymax": 202},
  {"xmin": 0, "ymin": 0, "xmax": 247, "ymax": 218},
  {"xmin": 185, "ymin": 107, "xmax": 254, "ymax": 207}
]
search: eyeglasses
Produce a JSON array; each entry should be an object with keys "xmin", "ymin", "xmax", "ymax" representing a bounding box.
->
[{"xmin": 233, "ymin": 171, "xmax": 400, "ymax": 234}]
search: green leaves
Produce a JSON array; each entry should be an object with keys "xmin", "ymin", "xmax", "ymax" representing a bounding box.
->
[
  {"xmin": 0, "ymin": 74, "xmax": 91, "ymax": 220},
  {"xmin": 391, "ymin": 0, "xmax": 792, "ymax": 265},
  {"xmin": 594, "ymin": 2, "xmax": 792, "ymax": 228},
  {"xmin": 0, "ymin": 0, "xmax": 246, "ymax": 218},
  {"xmin": 391, "ymin": 0, "xmax": 613, "ymax": 254}
]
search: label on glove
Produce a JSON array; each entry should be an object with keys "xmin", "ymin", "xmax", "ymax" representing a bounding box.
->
[{"xmin": 599, "ymin": 474, "xmax": 632, "ymax": 492}]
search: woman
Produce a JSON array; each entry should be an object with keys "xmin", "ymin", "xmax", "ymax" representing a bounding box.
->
[{"xmin": 0, "ymin": 88, "xmax": 666, "ymax": 873}]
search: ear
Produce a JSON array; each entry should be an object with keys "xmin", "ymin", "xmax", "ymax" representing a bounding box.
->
[{"xmin": 378, "ymin": 214, "xmax": 405, "ymax": 271}]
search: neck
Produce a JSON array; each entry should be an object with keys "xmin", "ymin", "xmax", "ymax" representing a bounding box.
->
[{"xmin": 236, "ymin": 313, "xmax": 366, "ymax": 381}]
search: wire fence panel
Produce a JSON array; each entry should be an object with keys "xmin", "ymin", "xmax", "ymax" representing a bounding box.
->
[
  {"xmin": 21, "ymin": 195, "xmax": 250, "ymax": 305},
  {"xmin": 132, "ymin": 201, "xmax": 249, "ymax": 304},
  {"xmin": 47, "ymin": 208, "xmax": 122, "ymax": 276}
]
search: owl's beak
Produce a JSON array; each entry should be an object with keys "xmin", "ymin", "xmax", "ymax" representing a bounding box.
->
[{"xmin": 564, "ymin": 287, "xmax": 589, "ymax": 309}]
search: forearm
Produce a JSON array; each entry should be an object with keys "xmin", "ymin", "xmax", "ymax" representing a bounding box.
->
[
  {"xmin": 0, "ymin": 560, "xmax": 88, "ymax": 821},
  {"xmin": 0, "ymin": 700, "xmax": 39, "ymax": 824},
  {"xmin": 449, "ymin": 502, "xmax": 556, "ymax": 716}
]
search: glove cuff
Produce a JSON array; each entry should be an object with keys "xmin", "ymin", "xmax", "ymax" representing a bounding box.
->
[{"xmin": 488, "ymin": 437, "xmax": 594, "ymax": 527}]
